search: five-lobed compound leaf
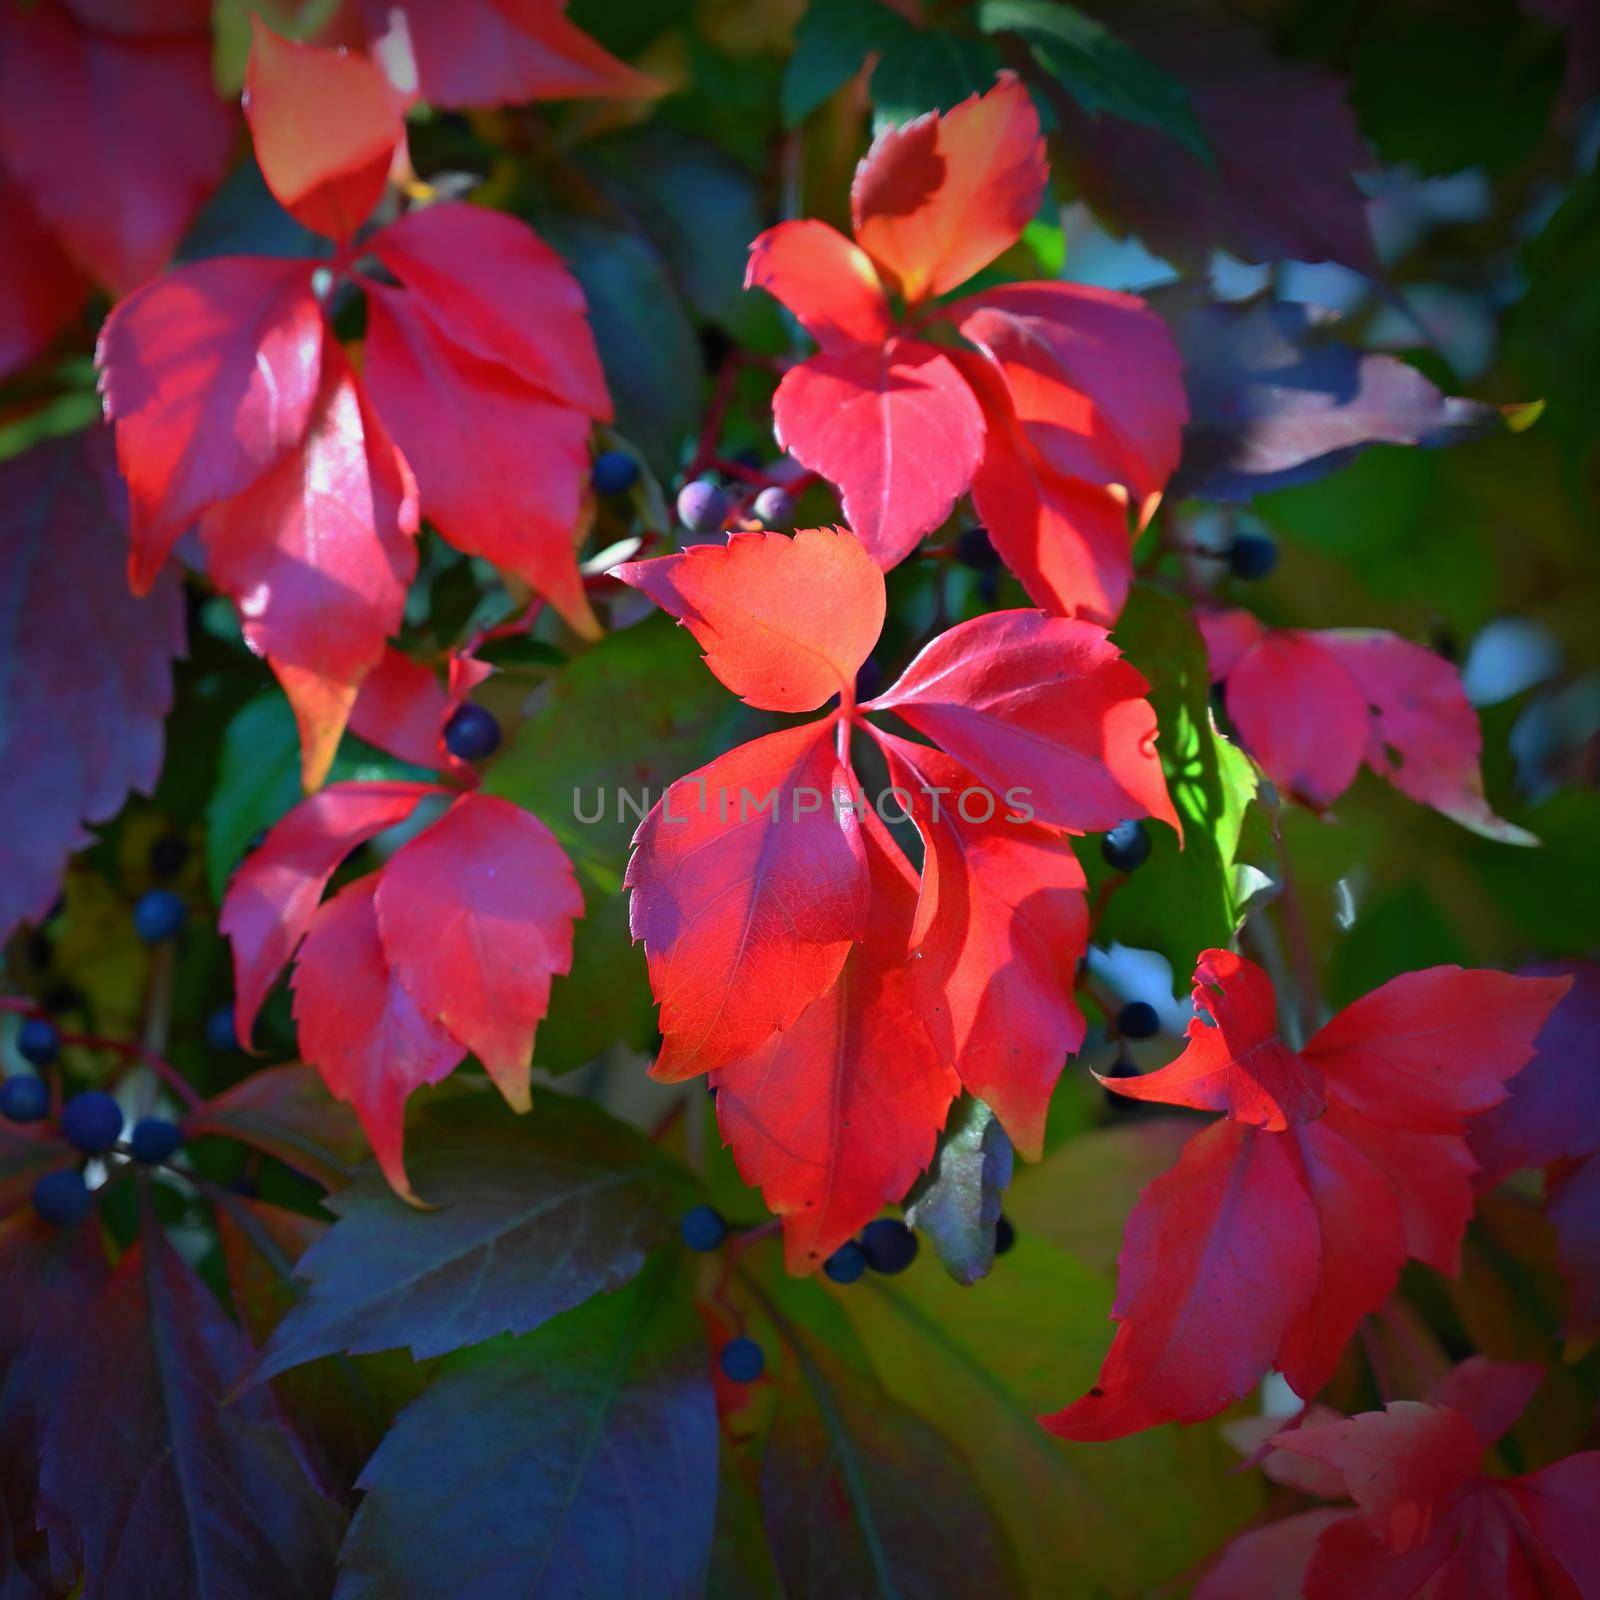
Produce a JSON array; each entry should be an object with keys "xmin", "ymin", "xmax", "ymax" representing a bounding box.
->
[
  {"xmin": 373, "ymin": 791, "xmax": 584, "ymax": 1110},
  {"xmin": 0, "ymin": 0, "xmax": 231, "ymax": 294},
  {"xmin": 243, "ymin": 20, "xmax": 404, "ymax": 242},
  {"xmin": 255, "ymin": 1092, "xmax": 695, "ymax": 1376},
  {"xmin": 1051, "ymin": 952, "xmax": 1569, "ymax": 1436},
  {"xmin": 334, "ymin": 1254, "xmax": 716, "ymax": 1600},
  {"xmin": 38, "ymin": 1210, "xmax": 343, "ymax": 1600},
  {"xmin": 0, "ymin": 431, "xmax": 185, "ymax": 943},
  {"xmin": 613, "ymin": 527, "xmax": 885, "ymax": 713},
  {"xmin": 1203, "ymin": 610, "xmax": 1536, "ymax": 843},
  {"xmin": 97, "ymin": 254, "xmax": 325, "ymax": 594},
  {"xmin": 628, "ymin": 721, "xmax": 870, "ymax": 1083},
  {"xmin": 221, "ymin": 778, "xmax": 441, "ymax": 1043},
  {"xmin": 200, "ymin": 338, "xmax": 421, "ymax": 788}
]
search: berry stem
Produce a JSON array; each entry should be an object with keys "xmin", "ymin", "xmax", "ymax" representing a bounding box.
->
[{"xmin": 0, "ymin": 996, "xmax": 204, "ymax": 1111}]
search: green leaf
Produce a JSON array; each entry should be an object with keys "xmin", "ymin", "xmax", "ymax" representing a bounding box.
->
[
  {"xmin": 903, "ymin": 1098, "xmax": 1013, "ymax": 1286},
  {"xmin": 1098, "ymin": 586, "xmax": 1270, "ymax": 981},
  {"xmin": 536, "ymin": 216, "xmax": 705, "ymax": 481},
  {"xmin": 871, "ymin": 30, "xmax": 1004, "ymax": 130},
  {"xmin": 487, "ymin": 618, "xmax": 762, "ymax": 1071},
  {"xmin": 205, "ymin": 693, "xmax": 425, "ymax": 901},
  {"xmin": 256, "ymin": 1093, "xmax": 697, "ymax": 1377},
  {"xmin": 334, "ymin": 1254, "xmax": 717, "ymax": 1600},
  {"xmin": 978, "ymin": 0, "xmax": 1209, "ymax": 159},
  {"xmin": 752, "ymin": 1277, "xmax": 1022, "ymax": 1598},
  {"xmin": 783, "ymin": 0, "xmax": 914, "ymax": 127},
  {"xmin": 834, "ymin": 1215, "xmax": 1261, "ymax": 1594}
]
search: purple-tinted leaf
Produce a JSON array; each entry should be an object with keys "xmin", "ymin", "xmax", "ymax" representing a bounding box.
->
[{"xmin": 1158, "ymin": 291, "xmax": 1505, "ymax": 500}]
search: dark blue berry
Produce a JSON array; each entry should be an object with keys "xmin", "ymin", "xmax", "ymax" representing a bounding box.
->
[
  {"xmin": 860, "ymin": 1218, "xmax": 919, "ymax": 1275},
  {"xmin": 1100, "ymin": 819, "xmax": 1152, "ymax": 873},
  {"xmin": 444, "ymin": 704, "xmax": 502, "ymax": 763},
  {"xmin": 129, "ymin": 1117, "xmax": 184, "ymax": 1165},
  {"xmin": 205, "ymin": 1006, "xmax": 239, "ymax": 1053},
  {"xmin": 16, "ymin": 1016, "xmax": 60, "ymax": 1066},
  {"xmin": 994, "ymin": 1215, "xmax": 1016, "ymax": 1256},
  {"xmin": 132, "ymin": 888, "xmax": 186, "ymax": 945},
  {"xmin": 148, "ymin": 833, "xmax": 189, "ymax": 878},
  {"xmin": 1118, "ymin": 1001, "xmax": 1161, "ymax": 1040},
  {"xmin": 956, "ymin": 525, "xmax": 1000, "ymax": 570},
  {"xmin": 823, "ymin": 1241, "xmax": 867, "ymax": 1284},
  {"xmin": 677, "ymin": 479, "xmax": 730, "ymax": 536},
  {"xmin": 679, "ymin": 1204, "xmax": 727, "ymax": 1252},
  {"xmin": 719, "ymin": 1336, "xmax": 765, "ymax": 1384},
  {"xmin": 591, "ymin": 450, "xmax": 640, "ymax": 496},
  {"xmin": 752, "ymin": 487, "xmax": 794, "ymax": 527},
  {"xmin": 60, "ymin": 1090, "xmax": 122, "ymax": 1154},
  {"xmin": 1, "ymin": 1076, "xmax": 50, "ymax": 1123},
  {"xmin": 32, "ymin": 1169, "xmax": 91, "ymax": 1228},
  {"xmin": 1228, "ymin": 533, "xmax": 1278, "ymax": 581}
]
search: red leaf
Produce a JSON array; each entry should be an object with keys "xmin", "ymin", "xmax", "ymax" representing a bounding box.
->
[
  {"xmin": 362, "ymin": 284, "xmax": 598, "ymax": 635},
  {"xmin": 1469, "ymin": 961, "xmax": 1600, "ymax": 1181},
  {"xmin": 0, "ymin": 0, "xmax": 231, "ymax": 293},
  {"xmin": 1302, "ymin": 967, "xmax": 1572, "ymax": 1136},
  {"xmin": 612, "ymin": 527, "xmax": 885, "ymax": 713},
  {"xmin": 221, "ymin": 780, "xmax": 439, "ymax": 1043},
  {"xmin": 357, "ymin": 0, "xmax": 662, "ymax": 108},
  {"xmin": 244, "ymin": 19, "xmax": 403, "ymax": 241},
  {"xmin": 1548, "ymin": 1154, "xmax": 1600, "ymax": 1332},
  {"xmin": 1514, "ymin": 1452, "xmax": 1600, "ymax": 1596},
  {"xmin": 1192, "ymin": 1510, "xmax": 1348, "ymax": 1600},
  {"xmin": 1098, "ymin": 949, "xmax": 1326, "ymax": 1129},
  {"xmin": 772, "ymin": 337, "xmax": 985, "ymax": 567},
  {"xmin": 1318, "ymin": 630, "xmax": 1537, "ymax": 845},
  {"xmin": 373, "ymin": 792, "xmax": 583, "ymax": 1109},
  {"xmin": 953, "ymin": 344, "xmax": 1134, "ymax": 625},
  {"xmin": 0, "ymin": 431, "xmax": 184, "ymax": 942},
  {"xmin": 200, "ymin": 340, "xmax": 421, "ymax": 787},
  {"xmin": 347, "ymin": 647, "xmax": 459, "ymax": 772},
  {"xmin": 366, "ymin": 202, "xmax": 610, "ymax": 418},
  {"xmin": 55, "ymin": 0, "xmax": 212, "ymax": 31},
  {"xmin": 712, "ymin": 815, "xmax": 958, "ymax": 1271},
  {"xmin": 865, "ymin": 609, "xmax": 1178, "ymax": 834},
  {"xmin": 292, "ymin": 877, "xmax": 465, "ymax": 1202},
  {"xmin": 1429, "ymin": 1357, "xmax": 1544, "ymax": 1448},
  {"xmin": 1042, "ymin": 1119, "xmax": 1320, "ymax": 1440},
  {"xmin": 953, "ymin": 281, "xmax": 1187, "ymax": 521},
  {"xmin": 850, "ymin": 73, "xmax": 1045, "ymax": 304},
  {"xmin": 744, "ymin": 219, "xmax": 894, "ymax": 353},
  {"xmin": 1220, "ymin": 627, "xmax": 1370, "ymax": 809},
  {"xmin": 97, "ymin": 256, "xmax": 325, "ymax": 593},
  {"xmin": 627, "ymin": 722, "xmax": 870, "ymax": 1081},
  {"xmin": 877, "ymin": 733, "xmax": 1086, "ymax": 1158},
  {"xmin": 0, "ymin": 174, "xmax": 88, "ymax": 381}
]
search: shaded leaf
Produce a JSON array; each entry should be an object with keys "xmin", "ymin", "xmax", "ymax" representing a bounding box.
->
[{"xmin": 903, "ymin": 1097, "xmax": 1014, "ymax": 1285}]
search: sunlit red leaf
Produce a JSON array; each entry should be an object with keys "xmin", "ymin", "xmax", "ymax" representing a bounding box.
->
[
  {"xmin": 293, "ymin": 877, "xmax": 465, "ymax": 1202},
  {"xmin": 200, "ymin": 340, "xmax": 421, "ymax": 787},
  {"xmin": 221, "ymin": 780, "xmax": 440, "ymax": 1043},
  {"xmin": 627, "ymin": 723, "xmax": 870, "ymax": 1081},
  {"xmin": 97, "ymin": 256, "xmax": 325, "ymax": 593},
  {"xmin": 712, "ymin": 815, "xmax": 957, "ymax": 1271},
  {"xmin": 244, "ymin": 19, "xmax": 403, "ymax": 241},
  {"xmin": 373, "ymin": 792, "xmax": 583, "ymax": 1109},
  {"xmin": 850, "ymin": 73, "xmax": 1046, "ymax": 304},
  {"xmin": 866, "ymin": 609, "xmax": 1178, "ymax": 834},
  {"xmin": 0, "ymin": 431, "xmax": 184, "ymax": 942},
  {"xmin": 954, "ymin": 281, "xmax": 1187, "ymax": 522},
  {"xmin": 612, "ymin": 527, "xmax": 885, "ymax": 713},
  {"xmin": 0, "ymin": 0, "xmax": 231, "ymax": 293},
  {"xmin": 1043, "ymin": 1118, "xmax": 1320, "ymax": 1441},
  {"xmin": 772, "ymin": 337, "xmax": 985, "ymax": 568},
  {"xmin": 1098, "ymin": 949, "xmax": 1326, "ymax": 1129},
  {"xmin": 357, "ymin": 0, "xmax": 661, "ymax": 108},
  {"xmin": 877, "ymin": 733, "xmax": 1086, "ymax": 1158},
  {"xmin": 952, "ymin": 345, "xmax": 1134, "ymax": 625},
  {"xmin": 744, "ymin": 219, "xmax": 893, "ymax": 353}
]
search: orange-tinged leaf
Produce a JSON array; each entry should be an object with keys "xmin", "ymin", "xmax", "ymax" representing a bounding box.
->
[
  {"xmin": 745, "ymin": 219, "xmax": 893, "ymax": 353},
  {"xmin": 613, "ymin": 527, "xmax": 885, "ymax": 713}
]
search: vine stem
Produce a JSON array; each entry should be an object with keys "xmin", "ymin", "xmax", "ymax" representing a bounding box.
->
[
  {"xmin": 0, "ymin": 994, "xmax": 203, "ymax": 1111},
  {"xmin": 1273, "ymin": 833, "xmax": 1323, "ymax": 1043}
]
